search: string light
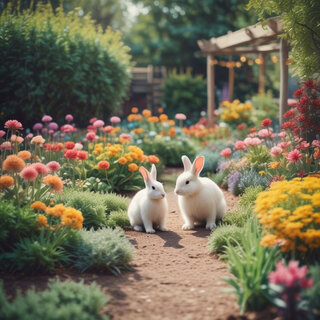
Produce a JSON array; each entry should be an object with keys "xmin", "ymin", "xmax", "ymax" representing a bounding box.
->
[
  {"xmin": 240, "ymin": 56, "xmax": 246, "ymax": 62},
  {"xmin": 272, "ymin": 56, "xmax": 278, "ymax": 63},
  {"xmin": 248, "ymin": 59, "xmax": 254, "ymax": 66}
]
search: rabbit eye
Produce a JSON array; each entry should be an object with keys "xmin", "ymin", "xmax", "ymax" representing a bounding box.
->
[
  {"xmin": 186, "ymin": 180, "xmax": 190, "ymax": 185},
  {"xmin": 152, "ymin": 186, "xmax": 155, "ymax": 190}
]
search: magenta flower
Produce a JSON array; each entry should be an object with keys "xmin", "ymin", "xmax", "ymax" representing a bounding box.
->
[
  {"xmin": 33, "ymin": 123, "xmax": 43, "ymax": 131},
  {"xmin": 278, "ymin": 131, "xmax": 287, "ymax": 139},
  {"xmin": 244, "ymin": 137, "xmax": 262, "ymax": 146},
  {"xmin": 279, "ymin": 141, "xmax": 291, "ymax": 149},
  {"xmin": 41, "ymin": 128, "xmax": 48, "ymax": 135},
  {"xmin": 5, "ymin": 120, "xmax": 23, "ymax": 130},
  {"xmin": 65, "ymin": 114, "xmax": 73, "ymax": 122},
  {"xmin": 26, "ymin": 133, "xmax": 34, "ymax": 139},
  {"xmin": 48, "ymin": 122, "xmax": 59, "ymax": 131},
  {"xmin": 110, "ymin": 116, "xmax": 121, "ymax": 124},
  {"xmin": 20, "ymin": 166, "xmax": 38, "ymax": 181},
  {"xmin": 61, "ymin": 124, "xmax": 74, "ymax": 133},
  {"xmin": 270, "ymin": 146, "xmax": 283, "ymax": 157},
  {"xmin": 258, "ymin": 129, "xmax": 271, "ymax": 138},
  {"xmin": 46, "ymin": 161, "xmax": 61, "ymax": 173},
  {"xmin": 93, "ymin": 120, "xmax": 105, "ymax": 128},
  {"xmin": 89, "ymin": 117, "xmax": 98, "ymax": 124},
  {"xmin": 296, "ymin": 141, "xmax": 310, "ymax": 151},
  {"xmin": 175, "ymin": 113, "xmax": 187, "ymax": 120},
  {"xmin": 234, "ymin": 141, "xmax": 246, "ymax": 150},
  {"xmin": 0, "ymin": 141, "xmax": 11, "ymax": 151},
  {"xmin": 287, "ymin": 149, "xmax": 302, "ymax": 163},
  {"xmin": 42, "ymin": 115, "xmax": 52, "ymax": 122},
  {"xmin": 220, "ymin": 148, "xmax": 232, "ymax": 158},
  {"xmin": 86, "ymin": 132, "xmax": 96, "ymax": 141},
  {"xmin": 0, "ymin": 130, "xmax": 6, "ymax": 138},
  {"xmin": 32, "ymin": 162, "xmax": 49, "ymax": 175}
]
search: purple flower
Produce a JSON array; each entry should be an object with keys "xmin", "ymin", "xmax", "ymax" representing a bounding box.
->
[
  {"xmin": 227, "ymin": 171, "xmax": 242, "ymax": 194},
  {"xmin": 33, "ymin": 123, "xmax": 43, "ymax": 131},
  {"xmin": 48, "ymin": 122, "xmax": 58, "ymax": 131},
  {"xmin": 42, "ymin": 115, "xmax": 53, "ymax": 122}
]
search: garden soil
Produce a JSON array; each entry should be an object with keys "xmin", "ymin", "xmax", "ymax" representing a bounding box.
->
[{"xmin": 1, "ymin": 169, "xmax": 276, "ymax": 320}]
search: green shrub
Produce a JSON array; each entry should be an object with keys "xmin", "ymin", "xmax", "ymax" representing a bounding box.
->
[
  {"xmin": 239, "ymin": 185, "xmax": 264, "ymax": 208},
  {"xmin": 208, "ymin": 225, "xmax": 242, "ymax": 254},
  {"xmin": 238, "ymin": 169, "xmax": 269, "ymax": 194},
  {"xmin": 103, "ymin": 193, "xmax": 129, "ymax": 214},
  {"xmin": 223, "ymin": 207, "xmax": 254, "ymax": 228},
  {"xmin": 1, "ymin": 227, "xmax": 76, "ymax": 273},
  {"xmin": 0, "ymin": 200, "xmax": 37, "ymax": 251},
  {"xmin": 223, "ymin": 218, "xmax": 279, "ymax": 314},
  {"xmin": 251, "ymin": 91, "xmax": 279, "ymax": 124},
  {"xmin": 198, "ymin": 149, "xmax": 221, "ymax": 175},
  {"xmin": 0, "ymin": 3, "xmax": 131, "ymax": 128},
  {"xmin": 303, "ymin": 265, "xmax": 320, "ymax": 319},
  {"xmin": 0, "ymin": 279, "xmax": 109, "ymax": 320},
  {"xmin": 211, "ymin": 170, "xmax": 229, "ymax": 188},
  {"xmin": 54, "ymin": 189, "xmax": 107, "ymax": 229},
  {"xmin": 106, "ymin": 210, "xmax": 130, "ymax": 229},
  {"xmin": 246, "ymin": 146, "xmax": 272, "ymax": 171},
  {"xmin": 71, "ymin": 228, "xmax": 133, "ymax": 274},
  {"xmin": 162, "ymin": 72, "xmax": 207, "ymax": 121}
]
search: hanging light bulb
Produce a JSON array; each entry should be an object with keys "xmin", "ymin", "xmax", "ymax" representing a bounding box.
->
[
  {"xmin": 272, "ymin": 56, "xmax": 278, "ymax": 63},
  {"xmin": 255, "ymin": 58, "xmax": 261, "ymax": 65},
  {"xmin": 248, "ymin": 59, "xmax": 254, "ymax": 66},
  {"xmin": 235, "ymin": 62, "xmax": 241, "ymax": 67},
  {"xmin": 240, "ymin": 56, "xmax": 246, "ymax": 62}
]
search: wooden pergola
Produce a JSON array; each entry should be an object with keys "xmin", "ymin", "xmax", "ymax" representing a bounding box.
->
[{"xmin": 198, "ymin": 17, "xmax": 289, "ymax": 127}]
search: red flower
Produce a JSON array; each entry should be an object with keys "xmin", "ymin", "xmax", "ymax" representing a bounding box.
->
[
  {"xmin": 282, "ymin": 121, "xmax": 294, "ymax": 129},
  {"xmin": 249, "ymin": 127, "xmax": 257, "ymax": 133},
  {"xmin": 65, "ymin": 141, "xmax": 75, "ymax": 149},
  {"xmin": 261, "ymin": 118, "xmax": 272, "ymax": 127},
  {"xmin": 64, "ymin": 149, "xmax": 78, "ymax": 159},
  {"xmin": 86, "ymin": 132, "xmax": 96, "ymax": 141},
  {"xmin": 237, "ymin": 123, "xmax": 245, "ymax": 130},
  {"xmin": 284, "ymin": 110, "xmax": 295, "ymax": 118},
  {"xmin": 297, "ymin": 170, "xmax": 306, "ymax": 178},
  {"xmin": 303, "ymin": 79, "xmax": 315, "ymax": 88},
  {"xmin": 77, "ymin": 151, "xmax": 88, "ymax": 160},
  {"xmin": 294, "ymin": 88, "xmax": 304, "ymax": 97},
  {"xmin": 5, "ymin": 120, "xmax": 23, "ymax": 130},
  {"xmin": 98, "ymin": 161, "xmax": 110, "ymax": 170},
  {"xmin": 287, "ymin": 149, "xmax": 302, "ymax": 163}
]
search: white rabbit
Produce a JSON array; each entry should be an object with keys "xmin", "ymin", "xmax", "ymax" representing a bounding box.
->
[
  {"xmin": 174, "ymin": 155, "xmax": 227, "ymax": 230},
  {"xmin": 127, "ymin": 164, "xmax": 168, "ymax": 233}
]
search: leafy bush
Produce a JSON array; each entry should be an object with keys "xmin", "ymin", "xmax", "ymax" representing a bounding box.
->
[
  {"xmin": 246, "ymin": 145, "xmax": 272, "ymax": 171},
  {"xmin": 0, "ymin": 279, "xmax": 109, "ymax": 320},
  {"xmin": 238, "ymin": 185, "xmax": 264, "ymax": 208},
  {"xmin": 223, "ymin": 207, "xmax": 254, "ymax": 228},
  {"xmin": 208, "ymin": 225, "xmax": 242, "ymax": 254},
  {"xmin": 198, "ymin": 149, "xmax": 221, "ymax": 175},
  {"xmin": 0, "ymin": 200, "xmax": 37, "ymax": 251},
  {"xmin": 162, "ymin": 72, "xmax": 207, "ymax": 120},
  {"xmin": 71, "ymin": 228, "xmax": 133, "ymax": 274},
  {"xmin": 0, "ymin": 3, "xmax": 131, "ymax": 128},
  {"xmin": 103, "ymin": 193, "xmax": 129, "ymax": 214},
  {"xmin": 251, "ymin": 91, "xmax": 279, "ymax": 124},
  {"xmin": 141, "ymin": 138, "xmax": 197, "ymax": 167},
  {"xmin": 238, "ymin": 169, "xmax": 269, "ymax": 194},
  {"xmin": 0, "ymin": 227, "xmax": 77, "ymax": 273},
  {"xmin": 223, "ymin": 218, "xmax": 279, "ymax": 314},
  {"xmin": 106, "ymin": 210, "xmax": 130, "ymax": 229},
  {"xmin": 303, "ymin": 265, "xmax": 320, "ymax": 319},
  {"xmin": 54, "ymin": 189, "xmax": 107, "ymax": 229}
]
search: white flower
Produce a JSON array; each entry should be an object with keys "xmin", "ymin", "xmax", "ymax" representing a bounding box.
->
[{"xmin": 78, "ymin": 9, "xmax": 84, "ymax": 17}]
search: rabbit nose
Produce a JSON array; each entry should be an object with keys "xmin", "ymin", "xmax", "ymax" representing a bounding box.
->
[{"xmin": 161, "ymin": 193, "xmax": 165, "ymax": 198}]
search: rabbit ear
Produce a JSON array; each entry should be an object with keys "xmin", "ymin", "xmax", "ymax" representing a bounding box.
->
[
  {"xmin": 192, "ymin": 156, "xmax": 204, "ymax": 176},
  {"xmin": 181, "ymin": 155, "xmax": 192, "ymax": 171},
  {"xmin": 150, "ymin": 164, "xmax": 157, "ymax": 180},
  {"xmin": 139, "ymin": 166, "xmax": 150, "ymax": 183}
]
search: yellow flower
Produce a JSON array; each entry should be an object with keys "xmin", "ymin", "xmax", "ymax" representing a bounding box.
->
[
  {"xmin": 312, "ymin": 192, "xmax": 320, "ymax": 207},
  {"xmin": 31, "ymin": 201, "xmax": 47, "ymax": 211},
  {"xmin": 260, "ymin": 234, "xmax": 277, "ymax": 247},
  {"xmin": 37, "ymin": 214, "xmax": 48, "ymax": 227},
  {"xmin": 259, "ymin": 170, "xmax": 265, "ymax": 175},
  {"xmin": 46, "ymin": 204, "xmax": 66, "ymax": 217},
  {"xmin": 61, "ymin": 207, "xmax": 83, "ymax": 229},
  {"xmin": 269, "ymin": 161, "xmax": 281, "ymax": 169},
  {"xmin": 118, "ymin": 157, "xmax": 127, "ymax": 165}
]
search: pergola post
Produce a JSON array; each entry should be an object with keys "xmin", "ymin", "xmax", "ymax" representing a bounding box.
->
[
  {"xmin": 228, "ymin": 55, "xmax": 234, "ymax": 102},
  {"xmin": 279, "ymin": 39, "xmax": 289, "ymax": 126},
  {"xmin": 258, "ymin": 53, "xmax": 265, "ymax": 94},
  {"xmin": 207, "ymin": 54, "xmax": 215, "ymax": 127}
]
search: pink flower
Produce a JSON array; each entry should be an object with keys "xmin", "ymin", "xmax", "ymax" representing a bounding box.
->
[
  {"xmin": 0, "ymin": 141, "xmax": 11, "ymax": 150},
  {"xmin": 74, "ymin": 143, "xmax": 83, "ymax": 150},
  {"xmin": 20, "ymin": 166, "xmax": 38, "ymax": 181},
  {"xmin": 46, "ymin": 161, "xmax": 61, "ymax": 173},
  {"xmin": 312, "ymin": 140, "xmax": 320, "ymax": 148},
  {"xmin": 296, "ymin": 141, "xmax": 310, "ymax": 151},
  {"xmin": 32, "ymin": 162, "xmax": 49, "ymax": 175},
  {"xmin": 26, "ymin": 133, "xmax": 34, "ymax": 139},
  {"xmin": 258, "ymin": 129, "xmax": 270, "ymax": 138},
  {"xmin": 234, "ymin": 141, "xmax": 246, "ymax": 150},
  {"xmin": 33, "ymin": 123, "xmax": 43, "ymax": 131},
  {"xmin": 48, "ymin": 122, "xmax": 58, "ymax": 131},
  {"xmin": 31, "ymin": 135, "xmax": 45, "ymax": 144},
  {"xmin": 110, "ymin": 116, "xmax": 121, "ymax": 124},
  {"xmin": 42, "ymin": 115, "xmax": 52, "ymax": 122},
  {"xmin": 77, "ymin": 151, "xmax": 88, "ymax": 160},
  {"xmin": 86, "ymin": 132, "xmax": 96, "ymax": 141},
  {"xmin": 278, "ymin": 131, "xmax": 287, "ymax": 139},
  {"xmin": 5, "ymin": 120, "xmax": 23, "ymax": 130},
  {"xmin": 93, "ymin": 120, "xmax": 105, "ymax": 128},
  {"xmin": 175, "ymin": 113, "xmax": 187, "ymax": 120},
  {"xmin": 270, "ymin": 146, "xmax": 283, "ymax": 157},
  {"xmin": 269, "ymin": 261, "xmax": 313, "ymax": 289},
  {"xmin": 89, "ymin": 117, "xmax": 98, "ymax": 124},
  {"xmin": 119, "ymin": 133, "xmax": 131, "ymax": 141},
  {"xmin": 0, "ymin": 130, "xmax": 6, "ymax": 138},
  {"xmin": 220, "ymin": 148, "xmax": 232, "ymax": 158},
  {"xmin": 41, "ymin": 128, "xmax": 48, "ymax": 135},
  {"xmin": 287, "ymin": 149, "xmax": 302, "ymax": 163},
  {"xmin": 244, "ymin": 137, "xmax": 262, "ymax": 146},
  {"xmin": 279, "ymin": 141, "xmax": 291, "ymax": 150},
  {"xmin": 61, "ymin": 124, "xmax": 74, "ymax": 133},
  {"xmin": 65, "ymin": 114, "xmax": 73, "ymax": 122},
  {"xmin": 10, "ymin": 135, "xmax": 24, "ymax": 144},
  {"xmin": 103, "ymin": 125, "xmax": 114, "ymax": 133}
]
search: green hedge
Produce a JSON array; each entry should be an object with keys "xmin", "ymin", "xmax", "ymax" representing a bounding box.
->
[{"xmin": 0, "ymin": 3, "xmax": 131, "ymax": 128}]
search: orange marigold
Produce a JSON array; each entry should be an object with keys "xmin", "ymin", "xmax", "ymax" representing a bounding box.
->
[
  {"xmin": 128, "ymin": 163, "xmax": 139, "ymax": 172},
  {"xmin": 148, "ymin": 155, "xmax": 160, "ymax": 164},
  {"xmin": 118, "ymin": 157, "xmax": 127, "ymax": 165},
  {"xmin": 61, "ymin": 207, "xmax": 84, "ymax": 229},
  {"xmin": 46, "ymin": 204, "xmax": 66, "ymax": 217},
  {"xmin": 37, "ymin": 214, "xmax": 48, "ymax": 227},
  {"xmin": 43, "ymin": 175, "xmax": 63, "ymax": 192},
  {"xmin": 142, "ymin": 109, "xmax": 152, "ymax": 118},
  {"xmin": 31, "ymin": 201, "xmax": 47, "ymax": 211},
  {"xmin": 148, "ymin": 116, "xmax": 159, "ymax": 123},
  {"xmin": 159, "ymin": 114, "xmax": 168, "ymax": 122},
  {"xmin": 17, "ymin": 150, "xmax": 31, "ymax": 160},
  {"xmin": 2, "ymin": 155, "xmax": 25, "ymax": 172},
  {"xmin": 0, "ymin": 175, "xmax": 14, "ymax": 188},
  {"xmin": 131, "ymin": 107, "xmax": 139, "ymax": 113},
  {"xmin": 98, "ymin": 161, "xmax": 110, "ymax": 170}
]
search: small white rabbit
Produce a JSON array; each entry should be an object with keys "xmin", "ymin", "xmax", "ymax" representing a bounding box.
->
[
  {"xmin": 127, "ymin": 164, "xmax": 168, "ymax": 233},
  {"xmin": 174, "ymin": 155, "xmax": 227, "ymax": 230}
]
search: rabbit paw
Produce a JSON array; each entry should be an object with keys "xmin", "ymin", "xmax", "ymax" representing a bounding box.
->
[
  {"xmin": 182, "ymin": 223, "xmax": 194, "ymax": 230},
  {"xmin": 146, "ymin": 228, "xmax": 156, "ymax": 234},
  {"xmin": 159, "ymin": 226, "xmax": 169, "ymax": 232},
  {"xmin": 133, "ymin": 225, "xmax": 144, "ymax": 232},
  {"xmin": 205, "ymin": 222, "xmax": 217, "ymax": 230}
]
